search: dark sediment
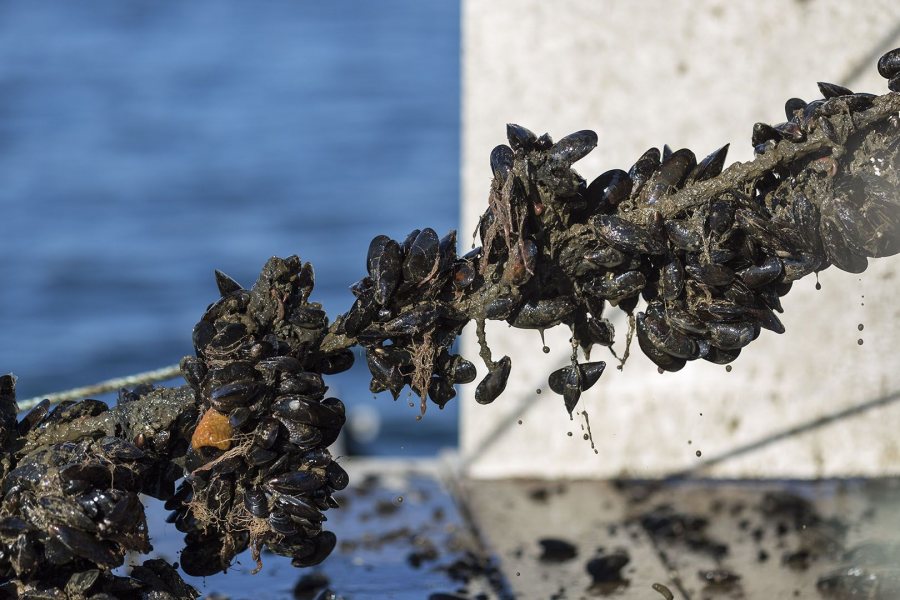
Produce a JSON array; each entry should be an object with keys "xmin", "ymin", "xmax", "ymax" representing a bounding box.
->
[{"xmin": 538, "ymin": 538, "xmax": 578, "ymax": 563}]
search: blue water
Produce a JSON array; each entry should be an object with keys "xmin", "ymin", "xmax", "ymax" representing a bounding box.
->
[{"xmin": 0, "ymin": 1, "xmax": 460, "ymax": 455}]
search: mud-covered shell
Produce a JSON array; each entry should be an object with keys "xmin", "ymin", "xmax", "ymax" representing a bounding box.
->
[
  {"xmin": 509, "ymin": 297, "xmax": 576, "ymax": 330},
  {"xmin": 325, "ymin": 461, "xmax": 349, "ymax": 490},
  {"xmin": 549, "ymin": 130, "xmax": 598, "ymax": 165},
  {"xmin": 890, "ymin": 74, "xmax": 900, "ymax": 92},
  {"xmin": 636, "ymin": 312, "xmax": 687, "ymax": 373},
  {"xmin": 316, "ymin": 349, "xmax": 355, "ymax": 375},
  {"xmin": 367, "ymin": 235, "xmax": 402, "ymax": 305},
  {"xmin": 685, "ymin": 263, "xmax": 735, "ymax": 287},
  {"xmin": 577, "ymin": 317, "xmax": 616, "ymax": 349},
  {"xmin": 17, "ymin": 398, "xmax": 51, "ymax": 436},
  {"xmin": 99, "ymin": 436, "xmax": 146, "ymax": 461},
  {"xmin": 628, "ymin": 147, "xmax": 661, "ymax": 197},
  {"xmin": 593, "ymin": 214, "xmax": 667, "ymax": 255},
  {"xmin": 736, "ymin": 256, "xmax": 783, "ymax": 288},
  {"xmin": 706, "ymin": 321, "xmax": 758, "ymax": 350},
  {"xmin": 586, "ymin": 271, "xmax": 646, "ymax": 305},
  {"xmin": 506, "ymin": 123, "xmax": 537, "ymax": 152},
  {"xmin": 452, "ymin": 261, "xmax": 476, "ymax": 290},
  {"xmin": 276, "ymin": 493, "xmax": 325, "ymax": 522},
  {"xmin": 444, "ymin": 354, "xmax": 477, "ymax": 384},
  {"xmin": 878, "ymin": 48, "xmax": 900, "ymax": 79},
  {"xmin": 784, "ymin": 97, "xmax": 807, "ymax": 121},
  {"xmin": 646, "ymin": 148, "xmax": 696, "ymax": 204},
  {"xmin": 490, "ymin": 144, "xmax": 515, "ymax": 180},
  {"xmin": 503, "ymin": 238, "xmax": 538, "ymax": 286},
  {"xmin": 817, "ymin": 81, "xmax": 853, "ymax": 99},
  {"xmin": 291, "ymin": 531, "xmax": 337, "ymax": 568},
  {"xmin": 660, "ymin": 258, "xmax": 685, "ymax": 301},
  {"xmin": 751, "ymin": 122, "xmax": 780, "ymax": 147},
  {"xmin": 266, "ymin": 471, "xmax": 326, "ymax": 496},
  {"xmin": 689, "ymin": 144, "xmax": 729, "ymax": 183},
  {"xmin": 547, "ymin": 361, "xmax": 606, "ymax": 414},
  {"xmin": 209, "ymin": 380, "xmax": 263, "ymax": 413},
  {"xmin": 820, "ymin": 218, "xmax": 869, "ymax": 274},
  {"xmin": 402, "ymin": 228, "xmax": 441, "ymax": 283},
  {"xmin": 665, "ymin": 219, "xmax": 703, "ymax": 251},
  {"xmin": 214, "ymin": 269, "xmax": 243, "ymax": 297},
  {"xmin": 272, "ymin": 395, "xmax": 345, "ymax": 429},
  {"xmin": 428, "ymin": 377, "xmax": 457, "ymax": 408},
  {"xmin": 50, "ymin": 524, "xmax": 120, "ymax": 568},
  {"xmin": 242, "ymin": 487, "xmax": 269, "ymax": 518},
  {"xmin": 586, "ymin": 169, "xmax": 632, "ymax": 213}
]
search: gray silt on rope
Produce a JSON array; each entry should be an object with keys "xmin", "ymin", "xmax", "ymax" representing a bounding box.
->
[{"xmin": 16, "ymin": 364, "xmax": 182, "ymax": 412}]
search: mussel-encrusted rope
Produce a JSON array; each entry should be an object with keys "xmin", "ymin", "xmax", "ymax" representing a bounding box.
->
[
  {"xmin": 0, "ymin": 48, "xmax": 897, "ymax": 595},
  {"xmin": 326, "ymin": 74, "xmax": 900, "ymax": 415}
]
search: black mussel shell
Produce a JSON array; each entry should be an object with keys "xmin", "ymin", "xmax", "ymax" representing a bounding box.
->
[
  {"xmin": 490, "ymin": 144, "xmax": 515, "ymax": 180},
  {"xmin": 549, "ymin": 130, "xmax": 597, "ymax": 164},
  {"xmin": 506, "ymin": 123, "xmax": 537, "ymax": 152},
  {"xmin": 474, "ymin": 356, "xmax": 512, "ymax": 405},
  {"xmin": 214, "ymin": 269, "xmax": 243, "ymax": 296}
]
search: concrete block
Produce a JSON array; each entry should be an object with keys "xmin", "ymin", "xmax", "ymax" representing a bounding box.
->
[{"xmin": 460, "ymin": 0, "xmax": 900, "ymax": 478}]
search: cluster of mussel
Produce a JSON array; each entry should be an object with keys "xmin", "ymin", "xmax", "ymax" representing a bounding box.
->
[
  {"xmin": 0, "ymin": 45, "xmax": 896, "ymax": 597},
  {"xmin": 171, "ymin": 256, "xmax": 352, "ymax": 576},
  {"xmin": 334, "ymin": 229, "xmax": 480, "ymax": 411},
  {"xmin": 0, "ymin": 375, "xmax": 198, "ymax": 598},
  {"xmin": 486, "ymin": 81, "xmax": 899, "ymax": 384},
  {"xmin": 338, "ymin": 48, "xmax": 900, "ymax": 415},
  {"xmin": 577, "ymin": 55, "xmax": 900, "ymax": 375}
]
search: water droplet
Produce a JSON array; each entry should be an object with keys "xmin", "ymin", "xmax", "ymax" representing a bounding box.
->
[
  {"xmin": 408, "ymin": 401, "xmax": 415, "ymax": 408},
  {"xmin": 725, "ymin": 365, "xmax": 733, "ymax": 373},
  {"xmin": 516, "ymin": 572, "xmax": 521, "ymax": 577},
  {"xmin": 542, "ymin": 346, "xmax": 550, "ymax": 354},
  {"xmin": 696, "ymin": 450, "xmax": 702, "ymax": 457},
  {"xmin": 858, "ymin": 338, "xmax": 864, "ymax": 346},
  {"xmin": 415, "ymin": 415, "xmax": 422, "ymax": 421},
  {"xmin": 517, "ymin": 419, "xmax": 523, "ymax": 425},
  {"xmin": 815, "ymin": 282, "xmax": 821, "ymax": 291},
  {"xmin": 536, "ymin": 388, "xmax": 542, "ymax": 395},
  {"xmin": 567, "ymin": 432, "xmax": 573, "ymax": 437},
  {"xmin": 397, "ymin": 496, "xmax": 403, "ymax": 503},
  {"xmin": 688, "ymin": 440, "xmax": 692, "ymax": 445},
  {"xmin": 583, "ymin": 433, "xmax": 589, "ymax": 440},
  {"xmin": 699, "ymin": 412, "xmax": 703, "ymax": 416},
  {"xmin": 858, "ymin": 323, "xmax": 864, "ymax": 331},
  {"xmin": 657, "ymin": 367, "xmax": 664, "ymax": 374}
]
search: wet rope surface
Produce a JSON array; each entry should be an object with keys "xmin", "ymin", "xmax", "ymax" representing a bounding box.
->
[{"xmin": 16, "ymin": 364, "xmax": 183, "ymax": 412}]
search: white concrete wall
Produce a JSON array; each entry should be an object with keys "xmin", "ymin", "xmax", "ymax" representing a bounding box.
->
[{"xmin": 460, "ymin": 0, "xmax": 900, "ymax": 478}]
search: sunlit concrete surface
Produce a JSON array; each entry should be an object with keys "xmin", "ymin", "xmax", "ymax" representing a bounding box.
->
[{"xmin": 460, "ymin": 0, "xmax": 900, "ymax": 479}]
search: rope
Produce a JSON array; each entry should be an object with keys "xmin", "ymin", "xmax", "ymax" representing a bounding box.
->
[{"xmin": 16, "ymin": 364, "xmax": 183, "ymax": 413}]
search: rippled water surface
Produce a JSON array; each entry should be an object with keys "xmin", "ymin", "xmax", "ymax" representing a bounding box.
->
[{"xmin": 0, "ymin": 0, "xmax": 461, "ymax": 455}]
